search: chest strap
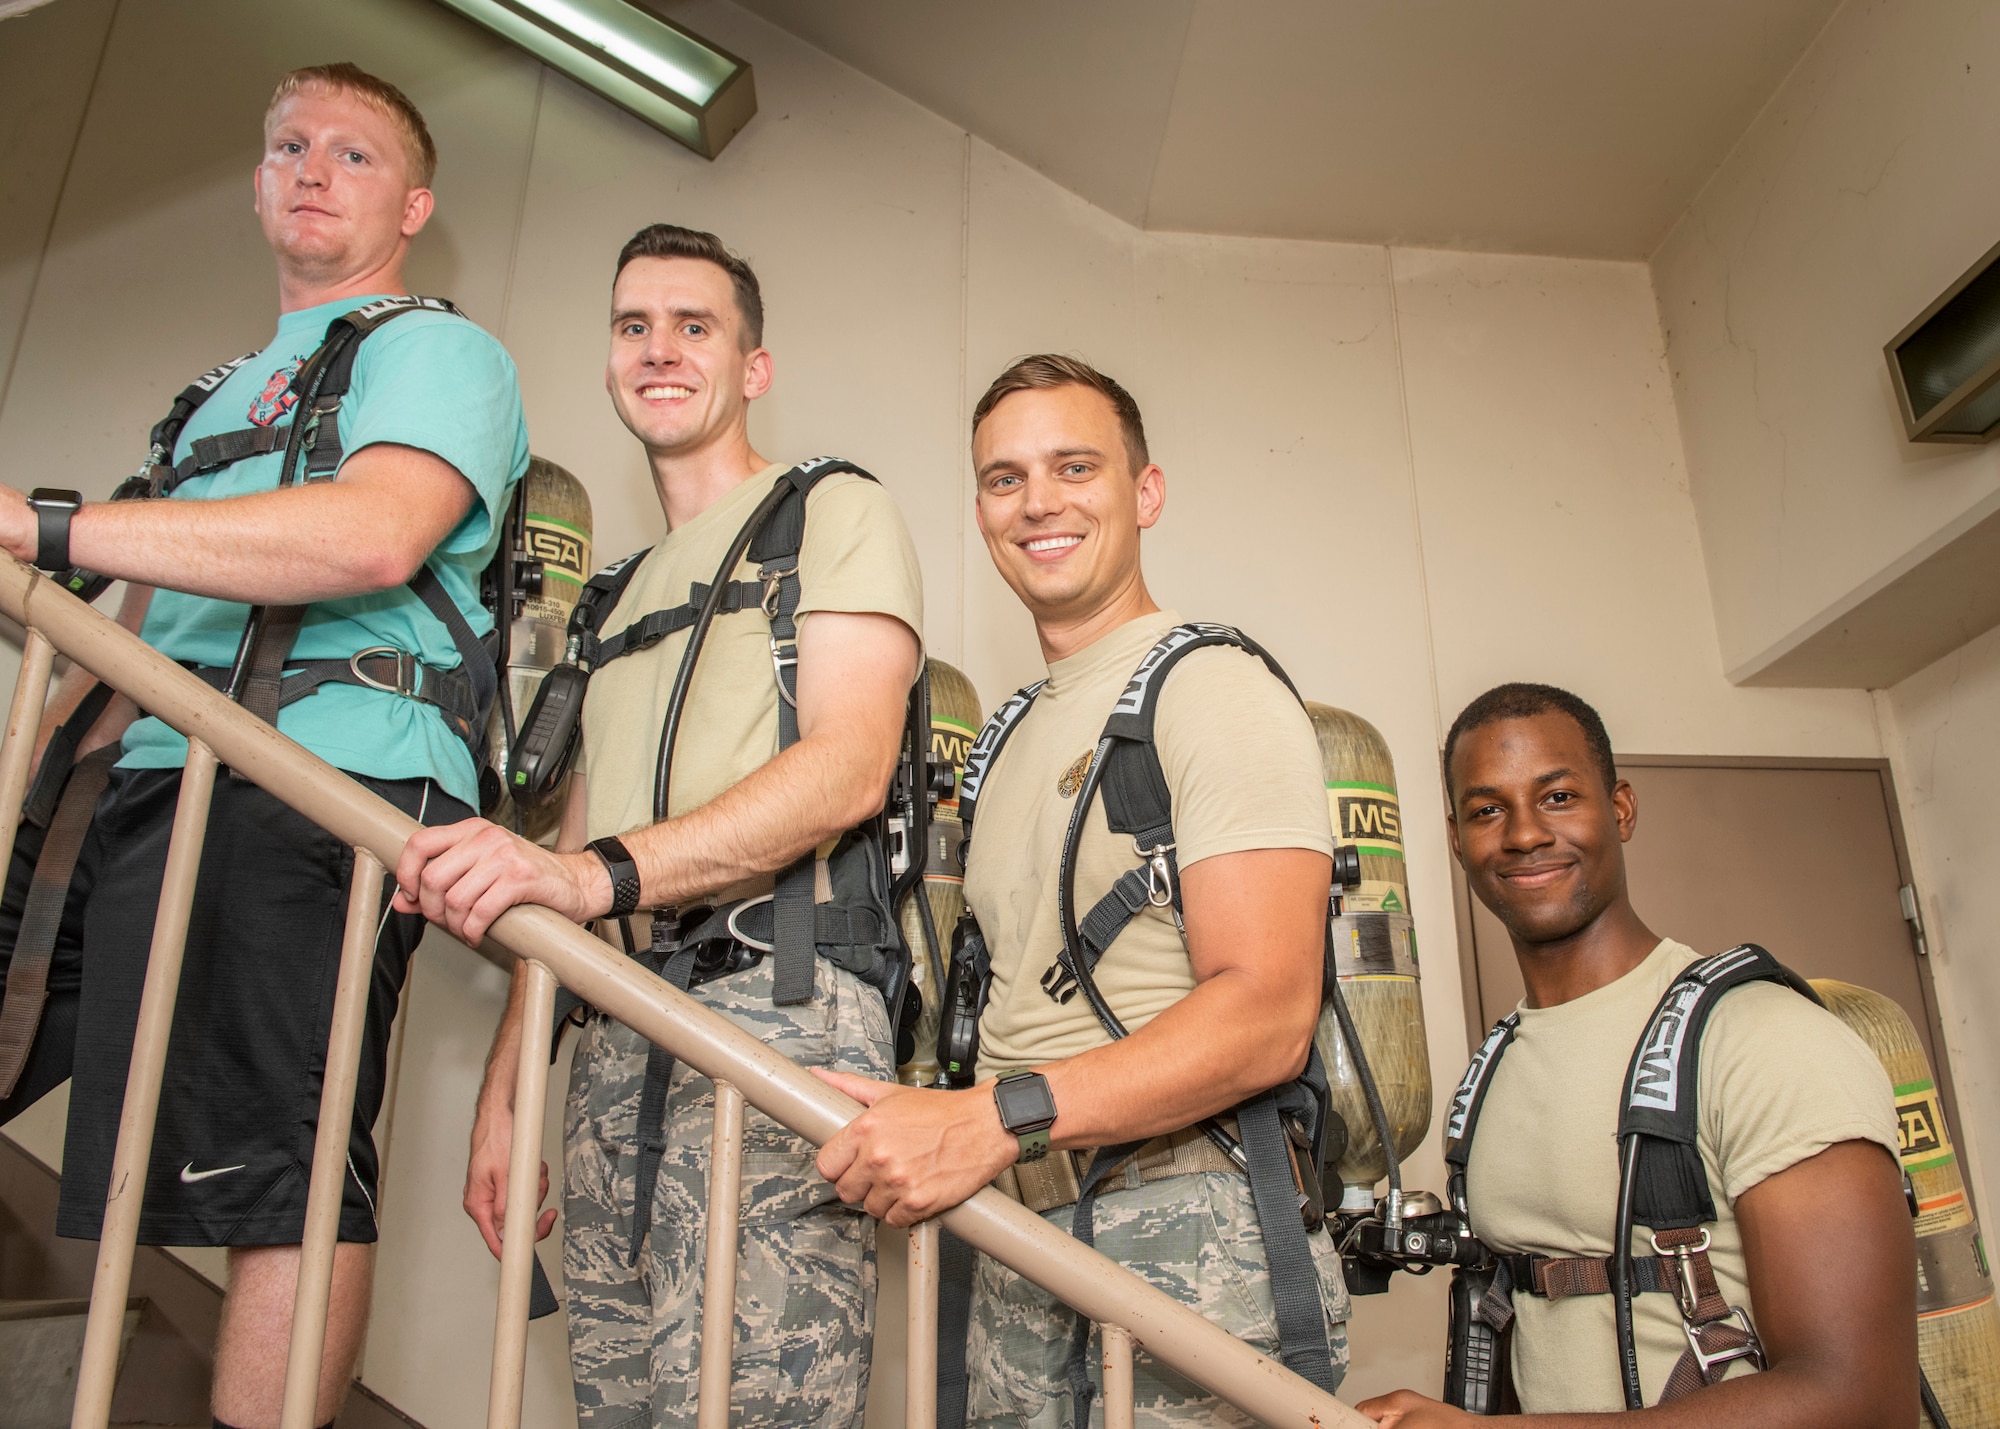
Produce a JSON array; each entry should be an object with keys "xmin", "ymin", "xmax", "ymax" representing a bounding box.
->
[
  {"xmin": 579, "ymin": 580, "xmax": 766, "ymax": 668},
  {"xmin": 1443, "ymin": 945, "xmax": 1815, "ymax": 1406}
]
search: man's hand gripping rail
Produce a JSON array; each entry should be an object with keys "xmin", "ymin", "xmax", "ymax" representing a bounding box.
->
[{"xmin": 0, "ymin": 554, "xmax": 1370, "ymax": 1429}]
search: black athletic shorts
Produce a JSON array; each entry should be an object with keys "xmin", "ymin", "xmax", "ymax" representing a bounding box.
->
[{"xmin": 0, "ymin": 763, "xmax": 468, "ymax": 1247}]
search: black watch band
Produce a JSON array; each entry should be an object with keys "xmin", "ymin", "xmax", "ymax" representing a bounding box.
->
[
  {"xmin": 994, "ymin": 1070, "xmax": 1058, "ymax": 1165},
  {"xmin": 26, "ymin": 489, "xmax": 82, "ymax": 573},
  {"xmin": 585, "ymin": 835, "xmax": 642, "ymax": 919}
]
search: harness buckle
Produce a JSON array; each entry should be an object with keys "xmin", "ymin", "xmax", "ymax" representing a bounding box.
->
[
  {"xmin": 1135, "ymin": 839, "xmax": 1177, "ymax": 908},
  {"xmin": 761, "ymin": 564, "xmax": 797, "ymax": 618},
  {"xmin": 725, "ymin": 894, "xmax": 776, "ymax": 953},
  {"xmin": 769, "ymin": 638, "xmax": 799, "ymax": 708},
  {"xmin": 1683, "ymin": 1305, "xmax": 1765, "ymax": 1379},
  {"xmin": 1650, "ymin": 1227, "xmax": 1712, "ymax": 1320},
  {"xmin": 348, "ymin": 646, "xmax": 419, "ymax": 697}
]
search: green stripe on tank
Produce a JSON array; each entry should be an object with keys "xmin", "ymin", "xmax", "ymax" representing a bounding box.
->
[
  {"xmin": 1895, "ymin": 1078, "xmax": 1937, "ymax": 1097},
  {"xmin": 527, "ymin": 512, "xmax": 590, "ymax": 538},
  {"xmin": 1327, "ymin": 780, "xmax": 1398, "ymax": 795}
]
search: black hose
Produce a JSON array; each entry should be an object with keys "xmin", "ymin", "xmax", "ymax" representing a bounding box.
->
[
  {"xmin": 1326, "ymin": 960, "xmax": 1401, "ymax": 1215},
  {"xmin": 1612, "ymin": 1134, "xmax": 1646, "ymax": 1410},
  {"xmin": 1920, "ymin": 1367, "xmax": 1952, "ymax": 1429},
  {"xmin": 1056, "ymin": 736, "xmax": 1246, "ymax": 1172},
  {"xmin": 652, "ymin": 478, "xmax": 794, "ymax": 824}
]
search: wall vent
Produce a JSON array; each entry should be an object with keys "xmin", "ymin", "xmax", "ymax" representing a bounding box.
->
[{"xmin": 1887, "ymin": 236, "xmax": 2000, "ymax": 443}]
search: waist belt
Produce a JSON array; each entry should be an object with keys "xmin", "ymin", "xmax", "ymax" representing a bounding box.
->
[
  {"xmin": 1499, "ymin": 1228, "xmax": 1764, "ymax": 1401},
  {"xmin": 1500, "ymin": 1251, "xmax": 1677, "ymax": 1300},
  {"xmin": 186, "ymin": 652, "xmax": 481, "ymax": 741},
  {"xmin": 995, "ymin": 1122, "xmax": 1243, "ymax": 1214}
]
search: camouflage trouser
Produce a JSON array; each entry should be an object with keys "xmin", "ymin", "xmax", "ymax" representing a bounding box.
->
[
  {"xmin": 965, "ymin": 1170, "xmax": 1350, "ymax": 1428},
  {"xmin": 562, "ymin": 954, "xmax": 893, "ymax": 1429}
]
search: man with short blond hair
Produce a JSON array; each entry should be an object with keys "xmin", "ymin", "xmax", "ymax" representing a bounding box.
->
[
  {"xmin": 814, "ymin": 354, "xmax": 1350, "ymax": 1425},
  {"xmin": 0, "ymin": 62, "xmax": 527, "ymax": 1428}
]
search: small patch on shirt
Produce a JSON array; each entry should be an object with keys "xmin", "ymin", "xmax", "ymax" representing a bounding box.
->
[
  {"xmin": 1057, "ymin": 749, "xmax": 1093, "ymax": 799},
  {"xmin": 247, "ymin": 361, "xmax": 302, "ymax": 426}
]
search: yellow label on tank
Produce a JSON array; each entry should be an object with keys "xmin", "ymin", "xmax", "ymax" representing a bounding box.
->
[
  {"xmin": 522, "ymin": 514, "xmax": 591, "ymax": 625},
  {"xmin": 1328, "ymin": 782, "xmax": 1402, "ymax": 858},
  {"xmin": 1896, "ymin": 1079, "xmax": 1956, "ymax": 1173}
]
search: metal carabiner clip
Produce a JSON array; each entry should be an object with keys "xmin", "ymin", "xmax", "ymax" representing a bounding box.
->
[
  {"xmin": 1136, "ymin": 839, "xmax": 1177, "ymax": 908},
  {"xmin": 769, "ymin": 638, "xmax": 799, "ymax": 708},
  {"xmin": 761, "ymin": 563, "xmax": 798, "ymax": 619},
  {"xmin": 1650, "ymin": 1226, "xmax": 1712, "ymax": 1320}
]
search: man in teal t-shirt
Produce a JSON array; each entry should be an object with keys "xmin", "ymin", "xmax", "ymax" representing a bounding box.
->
[{"xmin": 0, "ymin": 64, "xmax": 526, "ymax": 1428}]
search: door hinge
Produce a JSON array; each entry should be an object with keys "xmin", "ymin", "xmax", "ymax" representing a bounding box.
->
[{"xmin": 1900, "ymin": 883, "xmax": 1930, "ymax": 957}]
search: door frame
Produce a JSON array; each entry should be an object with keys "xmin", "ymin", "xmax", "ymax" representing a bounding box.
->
[{"xmin": 1443, "ymin": 753, "xmax": 1966, "ymax": 1186}]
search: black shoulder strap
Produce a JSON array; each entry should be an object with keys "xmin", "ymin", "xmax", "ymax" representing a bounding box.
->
[
  {"xmin": 1046, "ymin": 620, "xmax": 1338, "ymax": 1397},
  {"xmin": 1441, "ymin": 1012, "xmax": 1523, "ymax": 1213},
  {"xmin": 955, "ymin": 679, "xmax": 1045, "ymax": 840},
  {"xmin": 566, "ymin": 548, "xmax": 653, "ymax": 667},
  {"xmin": 147, "ymin": 352, "xmax": 262, "ymax": 474},
  {"xmin": 1058, "ymin": 623, "xmax": 1298, "ymax": 987},
  {"xmin": 229, "ymin": 297, "xmax": 466, "ymax": 729},
  {"xmin": 289, "ymin": 296, "xmax": 462, "ymax": 484},
  {"xmin": 1618, "ymin": 943, "xmax": 1821, "ymax": 1230}
]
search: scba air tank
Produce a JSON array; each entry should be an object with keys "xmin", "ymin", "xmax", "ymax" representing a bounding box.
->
[
  {"xmin": 1812, "ymin": 979, "xmax": 2000, "ymax": 1429},
  {"xmin": 898, "ymin": 659, "xmax": 981, "ymax": 1086},
  {"xmin": 1307, "ymin": 702, "xmax": 1433, "ymax": 1213},
  {"xmin": 485, "ymin": 456, "xmax": 592, "ymax": 842}
]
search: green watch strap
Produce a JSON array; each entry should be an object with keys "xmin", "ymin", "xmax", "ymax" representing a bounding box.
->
[{"xmin": 1016, "ymin": 1126, "xmax": 1051, "ymax": 1164}]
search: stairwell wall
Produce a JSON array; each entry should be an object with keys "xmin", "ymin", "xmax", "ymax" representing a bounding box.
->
[{"xmin": 0, "ymin": 0, "xmax": 1888, "ymax": 1423}]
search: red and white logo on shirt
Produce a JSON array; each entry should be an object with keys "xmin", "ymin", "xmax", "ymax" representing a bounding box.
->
[{"xmin": 247, "ymin": 361, "xmax": 302, "ymax": 426}]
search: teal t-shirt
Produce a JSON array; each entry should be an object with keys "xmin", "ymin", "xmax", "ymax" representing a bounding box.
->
[{"xmin": 118, "ymin": 295, "xmax": 530, "ymax": 807}]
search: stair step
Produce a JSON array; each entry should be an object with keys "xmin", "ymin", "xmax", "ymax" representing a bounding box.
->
[{"xmin": 0, "ymin": 1297, "xmax": 143, "ymax": 1429}]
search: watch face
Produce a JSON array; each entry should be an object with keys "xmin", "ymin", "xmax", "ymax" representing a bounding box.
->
[{"xmin": 996, "ymin": 1073, "xmax": 1056, "ymax": 1131}]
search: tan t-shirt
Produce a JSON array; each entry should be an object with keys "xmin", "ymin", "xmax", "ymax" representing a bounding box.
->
[
  {"xmin": 1466, "ymin": 938, "xmax": 1900, "ymax": 1411},
  {"xmin": 581, "ymin": 463, "xmax": 924, "ymax": 862},
  {"xmin": 965, "ymin": 610, "xmax": 1334, "ymax": 1077}
]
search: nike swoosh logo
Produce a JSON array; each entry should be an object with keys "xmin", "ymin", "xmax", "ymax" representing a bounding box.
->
[{"xmin": 179, "ymin": 1162, "xmax": 246, "ymax": 1183}]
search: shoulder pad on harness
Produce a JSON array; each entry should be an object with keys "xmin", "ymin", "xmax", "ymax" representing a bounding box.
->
[
  {"xmin": 745, "ymin": 457, "xmax": 877, "ymax": 567},
  {"xmin": 956, "ymin": 679, "xmax": 1046, "ymax": 836},
  {"xmin": 1618, "ymin": 943, "xmax": 1821, "ymax": 1229},
  {"xmin": 1097, "ymin": 622, "xmax": 1298, "ymax": 842},
  {"xmin": 567, "ymin": 548, "xmax": 652, "ymax": 647}
]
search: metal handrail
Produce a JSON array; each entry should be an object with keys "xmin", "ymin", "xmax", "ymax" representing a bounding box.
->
[{"xmin": 0, "ymin": 557, "xmax": 1370, "ymax": 1429}]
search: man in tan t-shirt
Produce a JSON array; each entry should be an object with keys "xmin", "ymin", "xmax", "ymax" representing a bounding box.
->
[
  {"xmin": 812, "ymin": 355, "xmax": 1349, "ymax": 1424},
  {"xmin": 394, "ymin": 224, "xmax": 922, "ymax": 1428},
  {"xmin": 1358, "ymin": 683, "xmax": 1916, "ymax": 1427}
]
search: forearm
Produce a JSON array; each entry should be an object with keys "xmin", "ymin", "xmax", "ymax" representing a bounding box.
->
[
  {"xmin": 1499, "ymin": 1363, "xmax": 1896, "ymax": 1429},
  {"xmin": 478, "ymin": 779, "xmax": 588, "ymax": 1116},
  {"xmin": 66, "ymin": 487, "xmax": 418, "ymax": 603},
  {"xmin": 476, "ymin": 963, "xmax": 533, "ymax": 1122},
  {"xmin": 1037, "ymin": 966, "xmax": 1315, "ymax": 1148},
  {"xmin": 615, "ymin": 726, "xmax": 887, "ymax": 909}
]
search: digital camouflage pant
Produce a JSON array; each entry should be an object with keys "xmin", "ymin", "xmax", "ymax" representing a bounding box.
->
[
  {"xmin": 965, "ymin": 1169, "xmax": 1351, "ymax": 1428},
  {"xmin": 563, "ymin": 955, "xmax": 893, "ymax": 1429}
]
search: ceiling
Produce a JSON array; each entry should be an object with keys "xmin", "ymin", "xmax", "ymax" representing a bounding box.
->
[{"xmin": 730, "ymin": 0, "xmax": 1844, "ymax": 260}]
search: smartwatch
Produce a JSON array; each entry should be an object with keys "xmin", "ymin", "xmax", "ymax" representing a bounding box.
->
[
  {"xmin": 585, "ymin": 835, "xmax": 642, "ymax": 919},
  {"xmin": 994, "ymin": 1070, "xmax": 1058, "ymax": 1165},
  {"xmin": 26, "ymin": 489, "xmax": 82, "ymax": 573}
]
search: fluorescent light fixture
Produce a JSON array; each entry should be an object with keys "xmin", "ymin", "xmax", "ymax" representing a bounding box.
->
[{"xmin": 434, "ymin": 0, "xmax": 755, "ymax": 159}]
